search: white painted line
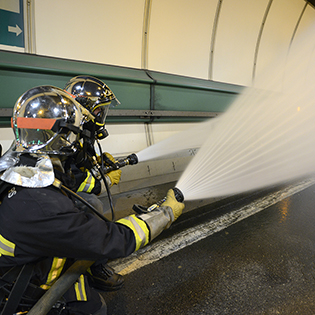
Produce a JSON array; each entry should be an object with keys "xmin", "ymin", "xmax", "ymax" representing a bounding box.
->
[{"xmin": 109, "ymin": 178, "xmax": 315, "ymax": 275}]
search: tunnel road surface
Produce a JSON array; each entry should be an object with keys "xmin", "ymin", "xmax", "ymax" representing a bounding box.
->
[{"xmin": 103, "ymin": 178, "xmax": 315, "ymax": 315}]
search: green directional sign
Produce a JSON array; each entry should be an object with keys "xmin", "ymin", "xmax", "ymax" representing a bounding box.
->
[{"xmin": 0, "ymin": 0, "xmax": 24, "ymax": 48}]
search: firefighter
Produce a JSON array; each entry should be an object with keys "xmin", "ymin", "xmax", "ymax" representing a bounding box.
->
[
  {"xmin": 0, "ymin": 86, "xmax": 184, "ymax": 315},
  {"xmin": 64, "ymin": 75, "xmax": 125, "ymax": 291},
  {"xmin": 64, "ymin": 75, "xmax": 122, "ymax": 197}
]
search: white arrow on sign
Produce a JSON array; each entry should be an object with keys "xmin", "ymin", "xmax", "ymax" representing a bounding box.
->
[{"xmin": 8, "ymin": 24, "xmax": 22, "ymax": 36}]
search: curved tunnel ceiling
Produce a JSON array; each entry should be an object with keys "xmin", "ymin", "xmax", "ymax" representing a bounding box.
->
[{"xmin": 11, "ymin": 0, "xmax": 315, "ymax": 88}]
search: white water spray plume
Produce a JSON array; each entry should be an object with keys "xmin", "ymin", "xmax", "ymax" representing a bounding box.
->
[
  {"xmin": 176, "ymin": 24, "xmax": 315, "ymax": 201},
  {"xmin": 136, "ymin": 119, "xmax": 217, "ymax": 162}
]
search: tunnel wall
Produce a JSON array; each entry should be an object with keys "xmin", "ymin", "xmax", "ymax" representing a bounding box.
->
[
  {"xmin": 1, "ymin": 0, "xmax": 315, "ymax": 123},
  {"xmin": 30, "ymin": 0, "xmax": 315, "ymax": 85},
  {"xmin": 0, "ymin": 0, "xmax": 315, "ymax": 155},
  {"xmin": 1, "ymin": 0, "xmax": 315, "ymax": 193}
]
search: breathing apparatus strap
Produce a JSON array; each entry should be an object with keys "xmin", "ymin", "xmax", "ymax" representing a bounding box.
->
[
  {"xmin": 96, "ymin": 141, "xmax": 116, "ymax": 221},
  {"xmin": 71, "ymin": 119, "xmax": 116, "ymax": 221},
  {"xmin": 51, "ymin": 120, "xmax": 80, "ymax": 135},
  {"xmin": 52, "ymin": 179, "xmax": 110, "ymax": 222}
]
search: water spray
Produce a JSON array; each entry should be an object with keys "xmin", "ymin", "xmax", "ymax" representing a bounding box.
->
[{"xmin": 133, "ymin": 187, "xmax": 184, "ymax": 214}]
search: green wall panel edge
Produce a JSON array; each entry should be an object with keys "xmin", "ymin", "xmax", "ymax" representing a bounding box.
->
[{"xmin": 0, "ymin": 50, "xmax": 244, "ymax": 125}]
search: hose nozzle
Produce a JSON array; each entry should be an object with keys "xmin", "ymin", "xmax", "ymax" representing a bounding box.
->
[
  {"xmin": 103, "ymin": 153, "xmax": 138, "ymax": 173},
  {"xmin": 126, "ymin": 153, "xmax": 138, "ymax": 165},
  {"xmin": 173, "ymin": 187, "xmax": 184, "ymax": 202}
]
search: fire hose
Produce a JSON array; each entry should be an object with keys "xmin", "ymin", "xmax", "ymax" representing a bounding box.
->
[{"xmin": 27, "ymin": 260, "xmax": 94, "ymax": 315}]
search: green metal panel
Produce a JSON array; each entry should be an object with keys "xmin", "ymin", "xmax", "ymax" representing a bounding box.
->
[
  {"xmin": 154, "ymin": 85, "xmax": 236, "ymax": 112},
  {"xmin": 147, "ymin": 71, "xmax": 243, "ymax": 122},
  {"xmin": 147, "ymin": 71, "xmax": 242, "ymax": 94},
  {"xmin": 0, "ymin": 50, "xmax": 152, "ymax": 126},
  {"xmin": 0, "ymin": 50, "xmax": 151, "ymax": 82},
  {"xmin": 0, "ymin": 69, "xmax": 68, "ymax": 106},
  {"xmin": 0, "ymin": 49, "xmax": 243, "ymax": 126}
]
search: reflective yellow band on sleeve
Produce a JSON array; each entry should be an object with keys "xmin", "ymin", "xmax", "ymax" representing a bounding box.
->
[
  {"xmin": 74, "ymin": 274, "xmax": 88, "ymax": 301},
  {"xmin": 77, "ymin": 171, "xmax": 95, "ymax": 193},
  {"xmin": 0, "ymin": 234, "xmax": 15, "ymax": 257},
  {"xmin": 40, "ymin": 257, "xmax": 66, "ymax": 290},
  {"xmin": 117, "ymin": 215, "xmax": 150, "ymax": 251}
]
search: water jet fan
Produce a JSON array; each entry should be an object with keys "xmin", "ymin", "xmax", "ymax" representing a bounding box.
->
[{"xmin": 137, "ymin": 25, "xmax": 315, "ymax": 201}]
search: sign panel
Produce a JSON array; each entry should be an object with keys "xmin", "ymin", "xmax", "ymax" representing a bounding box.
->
[{"xmin": 0, "ymin": 0, "xmax": 24, "ymax": 48}]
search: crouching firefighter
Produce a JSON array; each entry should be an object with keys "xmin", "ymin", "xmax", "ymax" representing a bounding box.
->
[
  {"xmin": 0, "ymin": 86, "xmax": 184, "ymax": 315},
  {"xmin": 64, "ymin": 75, "xmax": 125, "ymax": 292}
]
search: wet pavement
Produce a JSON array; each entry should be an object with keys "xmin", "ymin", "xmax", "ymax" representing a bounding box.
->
[{"xmin": 103, "ymin": 180, "xmax": 315, "ymax": 315}]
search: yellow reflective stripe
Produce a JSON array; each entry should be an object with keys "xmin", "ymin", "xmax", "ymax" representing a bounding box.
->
[
  {"xmin": 74, "ymin": 274, "xmax": 87, "ymax": 301},
  {"xmin": 93, "ymin": 102, "xmax": 110, "ymax": 110},
  {"xmin": 0, "ymin": 234, "xmax": 15, "ymax": 257},
  {"xmin": 117, "ymin": 215, "xmax": 150, "ymax": 251},
  {"xmin": 40, "ymin": 257, "xmax": 66, "ymax": 290},
  {"xmin": 77, "ymin": 171, "xmax": 95, "ymax": 193}
]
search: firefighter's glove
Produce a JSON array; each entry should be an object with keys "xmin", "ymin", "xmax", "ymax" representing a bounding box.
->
[
  {"xmin": 103, "ymin": 152, "xmax": 115, "ymax": 165},
  {"xmin": 97, "ymin": 152, "xmax": 115, "ymax": 167},
  {"xmin": 161, "ymin": 189, "xmax": 184, "ymax": 222},
  {"xmin": 103, "ymin": 152, "xmax": 121, "ymax": 186},
  {"xmin": 133, "ymin": 189, "xmax": 185, "ymax": 242},
  {"xmin": 106, "ymin": 169, "xmax": 122, "ymax": 186}
]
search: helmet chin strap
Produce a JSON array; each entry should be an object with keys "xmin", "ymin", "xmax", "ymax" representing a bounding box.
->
[{"xmin": 96, "ymin": 127, "xmax": 109, "ymax": 140}]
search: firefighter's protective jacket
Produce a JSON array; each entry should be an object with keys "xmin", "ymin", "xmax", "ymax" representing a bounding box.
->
[
  {"xmin": 0, "ymin": 168, "xmax": 177, "ymax": 306},
  {"xmin": 0, "ymin": 182, "xmax": 137, "ymax": 302},
  {"xmin": 71, "ymin": 162, "xmax": 102, "ymax": 195}
]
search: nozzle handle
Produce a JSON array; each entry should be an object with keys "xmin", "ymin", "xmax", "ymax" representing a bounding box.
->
[
  {"xmin": 102, "ymin": 153, "xmax": 138, "ymax": 173},
  {"xmin": 132, "ymin": 187, "xmax": 184, "ymax": 215}
]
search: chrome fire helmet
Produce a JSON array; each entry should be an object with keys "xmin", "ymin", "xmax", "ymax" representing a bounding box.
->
[
  {"xmin": 12, "ymin": 85, "xmax": 85, "ymax": 156},
  {"xmin": 64, "ymin": 75, "xmax": 120, "ymax": 129}
]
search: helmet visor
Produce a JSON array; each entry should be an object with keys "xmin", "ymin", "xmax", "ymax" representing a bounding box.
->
[
  {"xmin": 17, "ymin": 127, "xmax": 78, "ymax": 155},
  {"xmin": 92, "ymin": 103, "xmax": 110, "ymax": 126}
]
